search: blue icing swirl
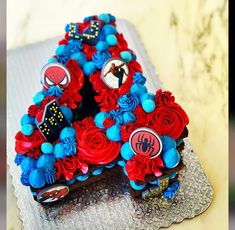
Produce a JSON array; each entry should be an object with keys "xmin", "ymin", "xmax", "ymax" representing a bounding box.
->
[
  {"xmin": 118, "ymin": 94, "xmax": 139, "ymax": 112},
  {"xmin": 92, "ymin": 51, "xmax": 111, "ymax": 69},
  {"xmin": 133, "ymin": 72, "xmax": 146, "ymax": 85},
  {"xmin": 14, "ymin": 154, "xmax": 25, "ymax": 166},
  {"xmin": 44, "ymin": 168, "xmax": 56, "ymax": 184},
  {"xmin": 46, "ymin": 86, "xmax": 63, "ymax": 98},
  {"xmin": 110, "ymin": 110, "xmax": 123, "ymax": 124},
  {"xmin": 56, "ymin": 47, "xmax": 70, "ymax": 65},
  {"xmin": 20, "ymin": 172, "xmax": 30, "ymax": 186},
  {"xmin": 68, "ymin": 39, "xmax": 82, "ymax": 53},
  {"xmin": 63, "ymin": 137, "xmax": 77, "ymax": 156}
]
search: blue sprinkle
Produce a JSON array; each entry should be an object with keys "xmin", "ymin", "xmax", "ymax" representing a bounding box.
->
[
  {"xmin": 94, "ymin": 112, "xmax": 109, "ymax": 129},
  {"xmin": 123, "ymin": 166, "xmax": 128, "ymax": 176},
  {"xmin": 105, "ymin": 162, "xmax": 116, "ymax": 168},
  {"xmin": 120, "ymin": 51, "xmax": 132, "ymax": 62},
  {"xmin": 106, "ymin": 34, "xmax": 117, "ymax": 46},
  {"xmin": 117, "ymin": 160, "xmax": 126, "ymax": 167},
  {"xmin": 98, "ymin": 13, "xmax": 110, "ymax": 23},
  {"xmin": 71, "ymin": 52, "xmax": 87, "ymax": 67},
  {"xmin": 95, "ymin": 41, "xmax": 109, "ymax": 51},
  {"xmin": 120, "ymin": 142, "xmax": 134, "ymax": 160},
  {"xmin": 48, "ymin": 57, "xmax": 57, "ymax": 63},
  {"xmin": 83, "ymin": 61, "xmax": 97, "ymax": 76},
  {"xmin": 142, "ymin": 99, "xmax": 156, "ymax": 113},
  {"xmin": 66, "ymin": 178, "xmax": 76, "ymax": 185},
  {"xmin": 92, "ymin": 168, "xmax": 104, "ymax": 176},
  {"xmin": 21, "ymin": 124, "xmax": 34, "ymax": 136},
  {"xmin": 41, "ymin": 142, "xmax": 53, "ymax": 154},
  {"xmin": 76, "ymin": 173, "xmax": 89, "ymax": 181},
  {"xmin": 102, "ymin": 24, "xmax": 117, "ymax": 36},
  {"xmin": 106, "ymin": 124, "xmax": 121, "ymax": 142},
  {"xmin": 169, "ymin": 172, "xmax": 177, "ymax": 179},
  {"xmin": 149, "ymin": 179, "xmax": 159, "ymax": 185},
  {"xmin": 130, "ymin": 180, "xmax": 146, "ymax": 190}
]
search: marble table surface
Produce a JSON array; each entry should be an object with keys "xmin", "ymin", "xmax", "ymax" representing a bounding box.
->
[{"xmin": 7, "ymin": 0, "xmax": 228, "ymax": 229}]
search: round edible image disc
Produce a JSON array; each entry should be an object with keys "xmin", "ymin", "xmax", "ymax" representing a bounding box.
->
[
  {"xmin": 37, "ymin": 184, "xmax": 69, "ymax": 203},
  {"xmin": 129, "ymin": 128, "xmax": 162, "ymax": 159},
  {"xmin": 41, "ymin": 63, "xmax": 71, "ymax": 89},
  {"xmin": 101, "ymin": 58, "xmax": 129, "ymax": 89}
]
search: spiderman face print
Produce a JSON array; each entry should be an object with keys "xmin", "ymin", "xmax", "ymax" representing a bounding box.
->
[
  {"xmin": 41, "ymin": 63, "xmax": 71, "ymax": 89},
  {"xmin": 129, "ymin": 128, "xmax": 162, "ymax": 159}
]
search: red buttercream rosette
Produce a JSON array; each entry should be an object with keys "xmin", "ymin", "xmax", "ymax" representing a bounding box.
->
[{"xmin": 75, "ymin": 118, "xmax": 121, "ymax": 164}]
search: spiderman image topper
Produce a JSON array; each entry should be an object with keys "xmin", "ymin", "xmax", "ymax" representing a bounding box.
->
[
  {"xmin": 37, "ymin": 184, "xmax": 69, "ymax": 203},
  {"xmin": 129, "ymin": 128, "xmax": 162, "ymax": 159},
  {"xmin": 41, "ymin": 63, "xmax": 71, "ymax": 89}
]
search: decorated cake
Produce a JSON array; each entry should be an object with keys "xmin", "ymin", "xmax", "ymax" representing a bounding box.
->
[{"xmin": 14, "ymin": 13, "xmax": 189, "ymax": 204}]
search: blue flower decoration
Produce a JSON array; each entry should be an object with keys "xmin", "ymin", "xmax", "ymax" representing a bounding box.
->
[
  {"xmin": 57, "ymin": 49, "xmax": 70, "ymax": 65},
  {"xmin": 46, "ymin": 86, "xmax": 63, "ymax": 98},
  {"xmin": 118, "ymin": 94, "xmax": 139, "ymax": 112},
  {"xmin": 68, "ymin": 39, "xmax": 82, "ymax": 53},
  {"xmin": 20, "ymin": 172, "xmax": 30, "ymax": 186},
  {"xmin": 163, "ymin": 181, "xmax": 180, "ymax": 200},
  {"xmin": 92, "ymin": 50, "xmax": 111, "ymax": 69},
  {"xmin": 133, "ymin": 72, "xmax": 146, "ymax": 85},
  {"xmin": 110, "ymin": 109, "xmax": 123, "ymax": 124},
  {"xmin": 63, "ymin": 137, "xmax": 77, "ymax": 156},
  {"xmin": 14, "ymin": 154, "xmax": 25, "ymax": 166},
  {"xmin": 44, "ymin": 168, "xmax": 56, "ymax": 184}
]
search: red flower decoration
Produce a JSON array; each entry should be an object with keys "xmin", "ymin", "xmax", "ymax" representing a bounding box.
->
[
  {"xmin": 26, "ymin": 148, "xmax": 42, "ymax": 159},
  {"xmin": 28, "ymin": 105, "xmax": 39, "ymax": 117},
  {"xmin": 83, "ymin": 44, "xmax": 97, "ymax": 61},
  {"xmin": 120, "ymin": 123, "xmax": 139, "ymax": 142},
  {"xmin": 59, "ymin": 59, "xmax": 84, "ymax": 109},
  {"xmin": 103, "ymin": 117, "xmax": 115, "ymax": 129},
  {"xmin": 76, "ymin": 121, "xmax": 121, "ymax": 164},
  {"xmin": 155, "ymin": 89, "xmax": 175, "ymax": 106},
  {"xmin": 148, "ymin": 103, "xmax": 189, "ymax": 140},
  {"xmin": 133, "ymin": 105, "xmax": 149, "ymax": 126},
  {"xmin": 55, "ymin": 155, "xmax": 88, "ymax": 180},
  {"xmin": 126, "ymin": 155, "xmax": 165, "ymax": 181},
  {"xmin": 15, "ymin": 130, "xmax": 44, "ymax": 154}
]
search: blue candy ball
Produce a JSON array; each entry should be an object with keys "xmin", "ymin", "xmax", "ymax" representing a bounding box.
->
[
  {"xmin": 60, "ymin": 127, "xmax": 76, "ymax": 141},
  {"xmin": 20, "ymin": 157, "xmax": 36, "ymax": 173},
  {"xmin": 41, "ymin": 142, "xmax": 53, "ymax": 154},
  {"xmin": 76, "ymin": 173, "xmax": 89, "ymax": 181},
  {"xmin": 130, "ymin": 180, "xmax": 147, "ymax": 190},
  {"xmin": 122, "ymin": 111, "xmax": 136, "ymax": 123},
  {"xmin": 21, "ymin": 124, "xmax": 34, "ymax": 136},
  {"xmin": 169, "ymin": 172, "xmax": 177, "ymax": 179},
  {"xmin": 106, "ymin": 124, "xmax": 121, "ymax": 142},
  {"xmin": 142, "ymin": 99, "xmax": 156, "ymax": 113},
  {"xmin": 161, "ymin": 136, "xmax": 176, "ymax": 152},
  {"xmin": 162, "ymin": 148, "xmax": 180, "ymax": 169},
  {"xmin": 120, "ymin": 142, "xmax": 134, "ymax": 160},
  {"xmin": 117, "ymin": 160, "xmax": 126, "ymax": 167},
  {"xmin": 29, "ymin": 169, "xmax": 46, "ymax": 188},
  {"xmin": 149, "ymin": 179, "xmax": 159, "ymax": 185},
  {"xmin": 106, "ymin": 34, "xmax": 117, "ymax": 46},
  {"xmin": 66, "ymin": 178, "xmax": 76, "ymax": 186},
  {"xmin": 120, "ymin": 51, "xmax": 132, "ymax": 62},
  {"xmin": 130, "ymin": 83, "xmax": 147, "ymax": 96},
  {"xmin": 98, "ymin": 13, "xmax": 110, "ymax": 23},
  {"xmin": 20, "ymin": 114, "xmax": 35, "ymax": 126},
  {"xmin": 48, "ymin": 57, "xmax": 57, "ymax": 63},
  {"xmin": 36, "ymin": 154, "xmax": 56, "ymax": 170},
  {"xmin": 94, "ymin": 112, "xmax": 109, "ymax": 129},
  {"xmin": 102, "ymin": 24, "xmax": 117, "ymax": 36},
  {"xmin": 83, "ymin": 61, "xmax": 97, "ymax": 76},
  {"xmin": 140, "ymin": 93, "xmax": 155, "ymax": 103},
  {"xmin": 105, "ymin": 162, "xmax": 116, "ymax": 168},
  {"xmin": 123, "ymin": 166, "xmax": 128, "ymax": 176},
  {"xmin": 71, "ymin": 52, "xmax": 87, "ymax": 67},
  {"xmin": 60, "ymin": 106, "xmax": 73, "ymax": 121},
  {"xmin": 92, "ymin": 168, "xmax": 104, "ymax": 176},
  {"xmin": 33, "ymin": 92, "xmax": 44, "ymax": 105},
  {"xmin": 56, "ymin": 45, "xmax": 66, "ymax": 56},
  {"xmin": 95, "ymin": 41, "xmax": 109, "ymax": 51},
  {"xmin": 53, "ymin": 143, "xmax": 66, "ymax": 159}
]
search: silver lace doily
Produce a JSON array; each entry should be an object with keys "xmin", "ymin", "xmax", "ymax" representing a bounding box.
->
[{"xmin": 7, "ymin": 19, "xmax": 213, "ymax": 229}]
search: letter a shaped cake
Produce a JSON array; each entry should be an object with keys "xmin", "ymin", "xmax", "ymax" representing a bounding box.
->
[{"xmin": 14, "ymin": 13, "xmax": 189, "ymax": 204}]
